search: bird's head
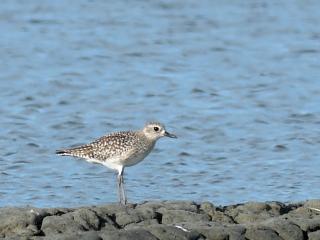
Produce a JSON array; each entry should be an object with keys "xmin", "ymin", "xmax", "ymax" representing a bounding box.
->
[{"xmin": 142, "ymin": 122, "xmax": 177, "ymax": 141}]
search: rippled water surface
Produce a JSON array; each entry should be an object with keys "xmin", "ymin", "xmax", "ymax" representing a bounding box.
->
[{"xmin": 1, "ymin": 0, "xmax": 320, "ymax": 207}]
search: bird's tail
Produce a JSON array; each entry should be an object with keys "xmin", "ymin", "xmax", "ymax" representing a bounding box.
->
[
  {"xmin": 56, "ymin": 149, "xmax": 72, "ymax": 156},
  {"xmin": 56, "ymin": 145, "xmax": 93, "ymax": 158}
]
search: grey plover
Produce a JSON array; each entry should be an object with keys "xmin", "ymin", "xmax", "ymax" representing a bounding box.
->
[{"xmin": 56, "ymin": 122, "xmax": 177, "ymax": 205}]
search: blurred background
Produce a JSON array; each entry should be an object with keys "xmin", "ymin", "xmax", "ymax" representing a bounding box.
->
[{"xmin": 0, "ymin": 0, "xmax": 320, "ymax": 207}]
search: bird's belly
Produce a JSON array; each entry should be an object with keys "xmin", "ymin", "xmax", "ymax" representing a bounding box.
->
[{"xmin": 122, "ymin": 149, "xmax": 151, "ymax": 167}]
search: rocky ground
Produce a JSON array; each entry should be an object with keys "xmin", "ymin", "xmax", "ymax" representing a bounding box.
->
[{"xmin": 2, "ymin": 200, "xmax": 320, "ymax": 240}]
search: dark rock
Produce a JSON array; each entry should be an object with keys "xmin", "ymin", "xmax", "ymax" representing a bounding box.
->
[
  {"xmin": 245, "ymin": 226, "xmax": 282, "ymax": 240},
  {"xmin": 159, "ymin": 201, "xmax": 199, "ymax": 212},
  {"xmin": 41, "ymin": 208, "xmax": 103, "ymax": 235},
  {"xmin": 99, "ymin": 229, "xmax": 158, "ymax": 240},
  {"xmin": 2, "ymin": 200, "xmax": 320, "ymax": 239},
  {"xmin": 261, "ymin": 218, "xmax": 304, "ymax": 240},
  {"xmin": 0, "ymin": 207, "xmax": 49, "ymax": 238},
  {"xmin": 286, "ymin": 217, "xmax": 320, "ymax": 232},
  {"xmin": 161, "ymin": 209, "xmax": 210, "ymax": 224},
  {"xmin": 41, "ymin": 231, "xmax": 102, "ymax": 240},
  {"xmin": 114, "ymin": 206, "xmax": 158, "ymax": 227},
  {"xmin": 200, "ymin": 202, "xmax": 235, "ymax": 224},
  {"xmin": 179, "ymin": 222, "xmax": 245, "ymax": 240},
  {"xmin": 225, "ymin": 202, "xmax": 284, "ymax": 224},
  {"xmin": 145, "ymin": 225, "xmax": 201, "ymax": 240}
]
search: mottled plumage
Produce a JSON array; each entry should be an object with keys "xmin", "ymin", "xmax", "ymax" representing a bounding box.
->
[{"xmin": 56, "ymin": 122, "xmax": 177, "ymax": 205}]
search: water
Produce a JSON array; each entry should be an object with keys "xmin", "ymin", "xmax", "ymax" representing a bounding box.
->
[{"xmin": 0, "ymin": 0, "xmax": 320, "ymax": 207}]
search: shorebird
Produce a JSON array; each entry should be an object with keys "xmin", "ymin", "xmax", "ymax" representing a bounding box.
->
[{"xmin": 56, "ymin": 122, "xmax": 177, "ymax": 205}]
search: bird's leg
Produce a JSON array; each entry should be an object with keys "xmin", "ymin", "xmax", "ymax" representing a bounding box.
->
[
  {"xmin": 117, "ymin": 173, "xmax": 123, "ymax": 205},
  {"xmin": 120, "ymin": 169, "xmax": 127, "ymax": 205}
]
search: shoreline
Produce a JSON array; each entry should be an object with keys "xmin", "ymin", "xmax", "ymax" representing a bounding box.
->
[{"xmin": 1, "ymin": 200, "xmax": 320, "ymax": 239}]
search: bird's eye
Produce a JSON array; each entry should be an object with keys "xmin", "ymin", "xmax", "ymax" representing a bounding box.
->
[{"xmin": 154, "ymin": 127, "xmax": 159, "ymax": 132}]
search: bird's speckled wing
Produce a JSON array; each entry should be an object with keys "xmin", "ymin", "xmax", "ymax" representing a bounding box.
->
[
  {"xmin": 56, "ymin": 131, "xmax": 140, "ymax": 161},
  {"xmin": 90, "ymin": 131, "xmax": 141, "ymax": 160}
]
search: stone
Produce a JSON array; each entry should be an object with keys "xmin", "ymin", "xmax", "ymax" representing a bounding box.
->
[
  {"xmin": 0, "ymin": 207, "xmax": 49, "ymax": 237},
  {"xmin": 308, "ymin": 230, "xmax": 320, "ymax": 240},
  {"xmin": 225, "ymin": 202, "xmax": 283, "ymax": 224},
  {"xmin": 114, "ymin": 206, "xmax": 158, "ymax": 227},
  {"xmin": 200, "ymin": 202, "xmax": 234, "ymax": 224},
  {"xmin": 245, "ymin": 226, "xmax": 282, "ymax": 240},
  {"xmin": 261, "ymin": 218, "xmax": 304, "ymax": 240},
  {"xmin": 41, "ymin": 208, "xmax": 102, "ymax": 235},
  {"xmin": 161, "ymin": 209, "xmax": 210, "ymax": 224},
  {"xmin": 145, "ymin": 225, "xmax": 201, "ymax": 240},
  {"xmin": 99, "ymin": 229, "xmax": 158, "ymax": 240}
]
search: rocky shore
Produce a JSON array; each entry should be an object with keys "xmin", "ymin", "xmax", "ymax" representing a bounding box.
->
[{"xmin": 2, "ymin": 200, "xmax": 320, "ymax": 240}]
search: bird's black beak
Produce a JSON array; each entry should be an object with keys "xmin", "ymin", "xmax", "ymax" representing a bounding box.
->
[{"xmin": 164, "ymin": 131, "xmax": 177, "ymax": 138}]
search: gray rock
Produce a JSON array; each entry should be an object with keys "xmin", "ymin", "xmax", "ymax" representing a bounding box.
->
[
  {"xmin": 0, "ymin": 207, "xmax": 49, "ymax": 237},
  {"xmin": 200, "ymin": 202, "xmax": 235, "ymax": 224},
  {"xmin": 225, "ymin": 202, "xmax": 283, "ymax": 224},
  {"xmin": 245, "ymin": 226, "xmax": 282, "ymax": 240},
  {"xmin": 145, "ymin": 225, "xmax": 201, "ymax": 240},
  {"xmin": 124, "ymin": 219, "xmax": 160, "ymax": 230},
  {"xmin": 179, "ymin": 222, "xmax": 245, "ymax": 240},
  {"xmin": 160, "ymin": 201, "xmax": 199, "ymax": 212},
  {"xmin": 161, "ymin": 209, "xmax": 210, "ymax": 224},
  {"xmin": 99, "ymin": 229, "xmax": 158, "ymax": 240},
  {"xmin": 304, "ymin": 199, "xmax": 320, "ymax": 210},
  {"xmin": 41, "ymin": 231, "xmax": 102, "ymax": 240},
  {"xmin": 308, "ymin": 230, "xmax": 320, "ymax": 240},
  {"xmin": 114, "ymin": 206, "xmax": 158, "ymax": 227},
  {"xmin": 286, "ymin": 217, "xmax": 320, "ymax": 232},
  {"xmin": 261, "ymin": 218, "xmax": 304, "ymax": 240},
  {"xmin": 41, "ymin": 208, "xmax": 105, "ymax": 235}
]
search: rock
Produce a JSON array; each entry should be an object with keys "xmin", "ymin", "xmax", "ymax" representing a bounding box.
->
[
  {"xmin": 160, "ymin": 209, "xmax": 210, "ymax": 224},
  {"xmin": 99, "ymin": 229, "xmax": 158, "ymax": 240},
  {"xmin": 304, "ymin": 199, "xmax": 320, "ymax": 210},
  {"xmin": 124, "ymin": 219, "xmax": 160, "ymax": 230},
  {"xmin": 286, "ymin": 217, "xmax": 320, "ymax": 232},
  {"xmin": 245, "ymin": 226, "xmax": 282, "ymax": 240},
  {"xmin": 3, "ymin": 200, "xmax": 320, "ymax": 239},
  {"xmin": 41, "ymin": 231, "xmax": 102, "ymax": 240},
  {"xmin": 160, "ymin": 201, "xmax": 199, "ymax": 212},
  {"xmin": 225, "ymin": 202, "xmax": 284, "ymax": 224},
  {"xmin": 41, "ymin": 208, "xmax": 104, "ymax": 235},
  {"xmin": 114, "ymin": 206, "xmax": 159, "ymax": 227},
  {"xmin": 145, "ymin": 225, "xmax": 201, "ymax": 240},
  {"xmin": 179, "ymin": 222, "xmax": 246, "ymax": 240},
  {"xmin": 200, "ymin": 202, "xmax": 235, "ymax": 224},
  {"xmin": 0, "ymin": 207, "xmax": 49, "ymax": 238},
  {"xmin": 308, "ymin": 230, "xmax": 320, "ymax": 240},
  {"xmin": 261, "ymin": 218, "xmax": 304, "ymax": 240}
]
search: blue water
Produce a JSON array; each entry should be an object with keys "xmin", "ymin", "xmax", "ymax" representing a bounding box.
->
[{"xmin": 1, "ymin": 0, "xmax": 320, "ymax": 207}]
